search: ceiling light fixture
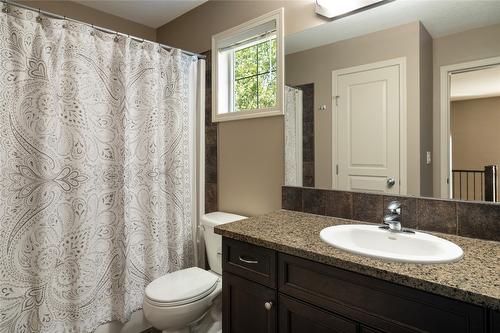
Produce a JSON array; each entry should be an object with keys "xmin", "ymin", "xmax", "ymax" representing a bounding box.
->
[{"xmin": 315, "ymin": 0, "xmax": 392, "ymax": 19}]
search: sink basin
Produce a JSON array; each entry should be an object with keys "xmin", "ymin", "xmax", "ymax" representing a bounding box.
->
[{"xmin": 320, "ymin": 225, "xmax": 463, "ymax": 264}]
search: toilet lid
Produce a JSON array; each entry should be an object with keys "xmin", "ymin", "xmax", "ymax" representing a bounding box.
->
[{"xmin": 145, "ymin": 267, "xmax": 219, "ymax": 305}]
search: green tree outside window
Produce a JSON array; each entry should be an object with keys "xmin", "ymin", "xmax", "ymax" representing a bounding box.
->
[{"xmin": 234, "ymin": 38, "xmax": 277, "ymax": 111}]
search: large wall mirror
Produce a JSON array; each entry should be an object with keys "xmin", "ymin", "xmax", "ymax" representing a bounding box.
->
[{"xmin": 283, "ymin": 0, "xmax": 500, "ymax": 203}]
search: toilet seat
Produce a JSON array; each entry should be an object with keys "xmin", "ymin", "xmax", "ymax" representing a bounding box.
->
[{"xmin": 145, "ymin": 267, "xmax": 219, "ymax": 307}]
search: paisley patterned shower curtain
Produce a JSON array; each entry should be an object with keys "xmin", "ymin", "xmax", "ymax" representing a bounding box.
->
[{"xmin": 0, "ymin": 7, "xmax": 198, "ymax": 333}]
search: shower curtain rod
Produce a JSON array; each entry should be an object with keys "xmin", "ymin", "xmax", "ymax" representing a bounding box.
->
[{"xmin": 1, "ymin": 0, "xmax": 206, "ymax": 59}]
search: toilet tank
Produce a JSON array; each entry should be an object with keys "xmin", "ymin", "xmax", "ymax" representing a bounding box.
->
[{"xmin": 201, "ymin": 212, "xmax": 246, "ymax": 275}]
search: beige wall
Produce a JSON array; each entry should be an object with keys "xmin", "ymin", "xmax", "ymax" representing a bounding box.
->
[
  {"xmin": 17, "ymin": 0, "xmax": 156, "ymax": 40},
  {"xmin": 451, "ymin": 97, "xmax": 500, "ymax": 171},
  {"xmin": 217, "ymin": 116, "xmax": 284, "ymax": 216},
  {"xmin": 432, "ymin": 23, "xmax": 500, "ymax": 196},
  {"xmin": 156, "ymin": 0, "xmax": 325, "ymax": 53},
  {"xmin": 285, "ymin": 22, "xmax": 425, "ymax": 195},
  {"xmin": 157, "ymin": 0, "xmax": 330, "ymax": 216}
]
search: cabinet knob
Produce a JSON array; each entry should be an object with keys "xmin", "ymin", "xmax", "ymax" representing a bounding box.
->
[{"xmin": 264, "ymin": 301, "xmax": 273, "ymax": 310}]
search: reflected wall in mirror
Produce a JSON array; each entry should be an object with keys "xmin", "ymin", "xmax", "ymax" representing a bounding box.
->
[{"xmin": 284, "ymin": 0, "xmax": 500, "ymax": 203}]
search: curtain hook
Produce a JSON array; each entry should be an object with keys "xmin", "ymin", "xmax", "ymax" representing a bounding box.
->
[
  {"xmin": 1, "ymin": 2, "xmax": 10, "ymax": 14},
  {"xmin": 114, "ymin": 32, "xmax": 119, "ymax": 43},
  {"xmin": 36, "ymin": 8, "xmax": 42, "ymax": 23},
  {"xmin": 62, "ymin": 15, "xmax": 67, "ymax": 29},
  {"xmin": 90, "ymin": 24, "xmax": 95, "ymax": 36}
]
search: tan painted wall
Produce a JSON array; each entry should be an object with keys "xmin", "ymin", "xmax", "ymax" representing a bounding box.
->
[
  {"xmin": 156, "ymin": 0, "xmax": 325, "ymax": 53},
  {"xmin": 432, "ymin": 23, "xmax": 500, "ymax": 196},
  {"xmin": 217, "ymin": 116, "xmax": 284, "ymax": 216},
  {"xmin": 451, "ymin": 97, "xmax": 500, "ymax": 171},
  {"xmin": 157, "ymin": 0, "xmax": 330, "ymax": 216},
  {"xmin": 17, "ymin": 0, "xmax": 156, "ymax": 40},
  {"xmin": 285, "ymin": 22, "xmax": 424, "ymax": 195}
]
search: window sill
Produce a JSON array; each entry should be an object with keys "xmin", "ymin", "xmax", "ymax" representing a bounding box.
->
[{"xmin": 213, "ymin": 107, "xmax": 283, "ymax": 122}]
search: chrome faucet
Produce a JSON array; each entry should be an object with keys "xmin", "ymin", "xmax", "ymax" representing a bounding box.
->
[{"xmin": 380, "ymin": 201, "xmax": 413, "ymax": 233}]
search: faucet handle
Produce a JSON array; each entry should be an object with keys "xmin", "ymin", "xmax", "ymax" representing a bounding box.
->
[{"xmin": 387, "ymin": 200, "xmax": 401, "ymax": 214}]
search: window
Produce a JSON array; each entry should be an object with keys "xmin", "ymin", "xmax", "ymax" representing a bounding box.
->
[
  {"xmin": 212, "ymin": 9, "xmax": 283, "ymax": 122},
  {"xmin": 234, "ymin": 38, "xmax": 277, "ymax": 111}
]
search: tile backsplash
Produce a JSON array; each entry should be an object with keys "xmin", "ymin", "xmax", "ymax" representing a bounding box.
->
[
  {"xmin": 296, "ymin": 83, "xmax": 314, "ymax": 188},
  {"xmin": 282, "ymin": 186, "xmax": 500, "ymax": 242},
  {"xmin": 204, "ymin": 50, "xmax": 218, "ymax": 213}
]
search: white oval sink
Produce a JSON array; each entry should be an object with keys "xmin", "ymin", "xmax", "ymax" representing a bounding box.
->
[{"xmin": 320, "ymin": 225, "xmax": 463, "ymax": 264}]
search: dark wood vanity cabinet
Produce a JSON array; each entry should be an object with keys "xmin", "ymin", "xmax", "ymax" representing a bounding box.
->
[{"xmin": 222, "ymin": 237, "xmax": 491, "ymax": 333}]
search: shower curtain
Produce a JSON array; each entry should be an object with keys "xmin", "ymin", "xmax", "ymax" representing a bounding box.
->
[
  {"xmin": 284, "ymin": 86, "xmax": 303, "ymax": 187},
  {"xmin": 0, "ymin": 7, "xmax": 198, "ymax": 333}
]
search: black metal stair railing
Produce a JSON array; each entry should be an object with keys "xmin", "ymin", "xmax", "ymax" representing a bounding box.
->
[{"xmin": 452, "ymin": 165, "xmax": 497, "ymax": 202}]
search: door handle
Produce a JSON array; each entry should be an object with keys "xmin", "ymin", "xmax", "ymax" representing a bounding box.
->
[
  {"xmin": 387, "ymin": 177, "xmax": 396, "ymax": 187},
  {"xmin": 264, "ymin": 302, "xmax": 273, "ymax": 310}
]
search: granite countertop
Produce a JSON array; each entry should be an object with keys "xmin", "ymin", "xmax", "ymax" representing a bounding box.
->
[{"xmin": 215, "ymin": 210, "xmax": 500, "ymax": 310}]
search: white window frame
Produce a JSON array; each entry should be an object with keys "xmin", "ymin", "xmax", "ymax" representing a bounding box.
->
[{"xmin": 212, "ymin": 8, "xmax": 284, "ymax": 122}]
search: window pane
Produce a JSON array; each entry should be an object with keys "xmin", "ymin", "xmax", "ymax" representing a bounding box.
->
[
  {"xmin": 258, "ymin": 38, "xmax": 277, "ymax": 74},
  {"xmin": 235, "ymin": 77, "xmax": 258, "ymax": 111},
  {"xmin": 258, "ymin": 71, "xmax": 276, "ymax": 108},
  {"xmin": 235, "ymin": 45, "xmax": 257, "ymax": 79}
]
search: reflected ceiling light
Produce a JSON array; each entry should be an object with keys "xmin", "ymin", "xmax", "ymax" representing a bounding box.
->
[{"xmin": 315, "ymin": 0, "xmax": 391, "ymax": 19}]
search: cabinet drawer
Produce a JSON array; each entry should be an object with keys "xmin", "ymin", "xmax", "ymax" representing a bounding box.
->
[
  {"xmin": 222, "ymin": 237, "xmax": 277, "ymax": 287},
  {"xmin": 278, "ymin": 253, "xmax": 485, "ymax": 333},
  {"xmin": 279, "ymin": 294, "xmax": 357, "ymax": 333}
]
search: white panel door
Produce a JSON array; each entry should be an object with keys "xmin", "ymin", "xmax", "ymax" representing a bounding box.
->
[{"xmin": 336, "ymin": 64, "xmax": 400, "ymax": 193}]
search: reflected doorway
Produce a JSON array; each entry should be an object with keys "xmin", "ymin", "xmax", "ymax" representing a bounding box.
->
[{"xmin": 444, "ymin": 62, "xmax": 500, "ymax": 202}]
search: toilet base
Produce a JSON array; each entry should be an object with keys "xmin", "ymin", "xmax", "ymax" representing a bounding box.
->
[
  {"xmin": 160, "ymin": 293, "xmax": 222, "ymax": 333},
  {"xmin": 162, "ymin": 329, "xmax": 189, "ymax": 333}
]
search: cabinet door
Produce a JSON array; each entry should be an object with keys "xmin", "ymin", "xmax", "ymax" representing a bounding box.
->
[
  {"xmin": 279, "ymin": 295, "xmax": 357, "ymax": 333},
  {"xmin": 491, "ymin": 310, "xmax": 500, "ymax": 333},
  {"xmin": 223, "ymin": 272, "xmax": 277, "ymax": 333}
]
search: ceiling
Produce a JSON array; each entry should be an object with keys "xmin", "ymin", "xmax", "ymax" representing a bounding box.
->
[
  {"xmin": 451, "ymin": 66, "xmax": 500, "ymax": 101},
  {"xmin": 286, "ymin": 0, "xmax": 500, "ymax": 55},
  {"xmin": 75, "ymin": 0, "xmax": 209, "ymax": 28}
]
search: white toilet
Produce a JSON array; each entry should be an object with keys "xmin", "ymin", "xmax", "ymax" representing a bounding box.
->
[{"xmin": 143, "ymin": 212, "xmax": 246, "ymax": 333}]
